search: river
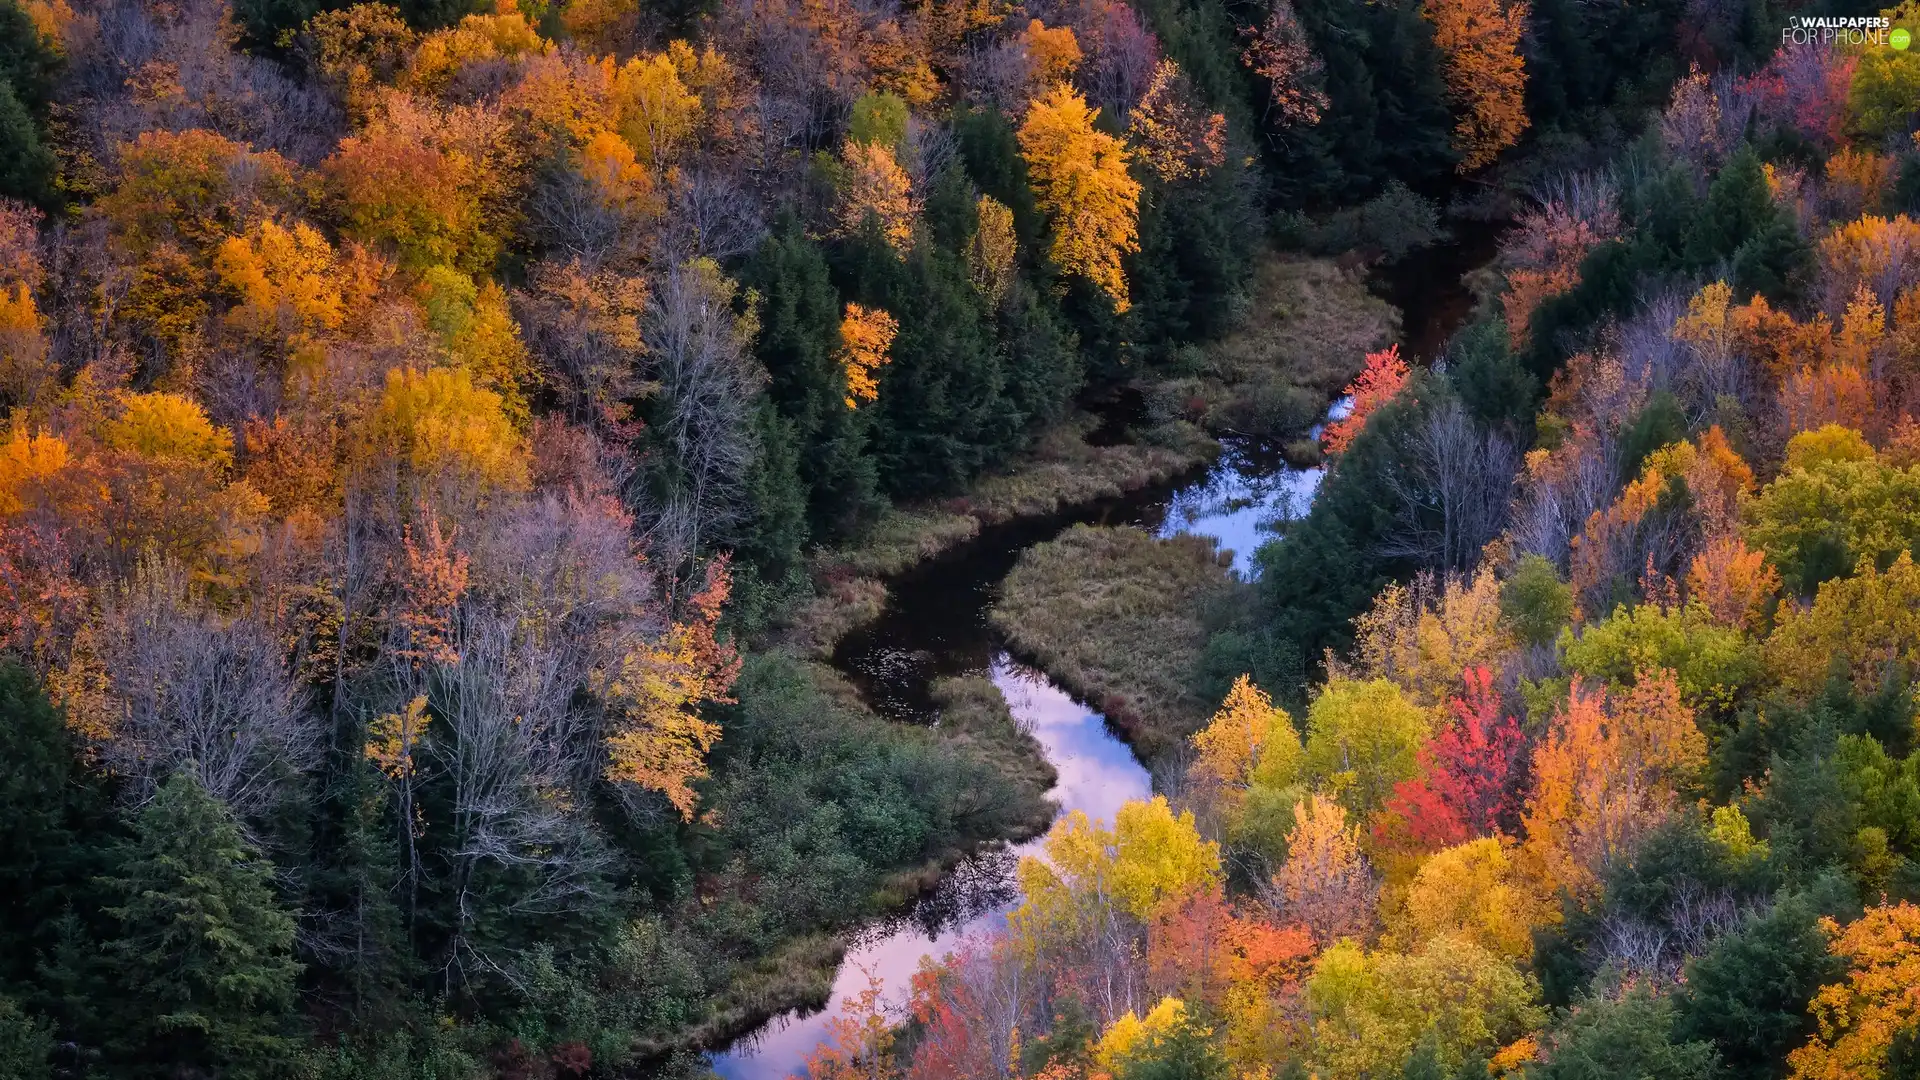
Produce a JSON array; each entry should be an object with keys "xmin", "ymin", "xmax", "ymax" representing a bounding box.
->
[{"xmin": 709, "ymin": 228, "xmax": 1500, "ymax": 1079}]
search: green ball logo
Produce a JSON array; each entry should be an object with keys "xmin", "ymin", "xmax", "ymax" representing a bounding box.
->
[{"xmin": 1894, "ymin": 27, "xmax": 1913, "ymax": 49}]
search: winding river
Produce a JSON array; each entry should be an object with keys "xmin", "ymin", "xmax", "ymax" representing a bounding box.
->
[{"xmin": 709, "ymin": 230, "xmax": 1500, "ymax": 1079}]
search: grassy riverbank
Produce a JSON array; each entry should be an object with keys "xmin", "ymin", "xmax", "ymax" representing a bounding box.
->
[
  {"xmin": 990, "ymin": 525, "xmax": 1237, "ymax": 761},
  {"xmin": 1141, "ymin": 254, "xmax": 1398, "ymax": 450}
]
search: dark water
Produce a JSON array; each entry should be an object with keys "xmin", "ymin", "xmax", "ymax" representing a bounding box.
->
[{"xmin": 710, "ymin": 228, "xmax": 1504, "ymax": 1079}]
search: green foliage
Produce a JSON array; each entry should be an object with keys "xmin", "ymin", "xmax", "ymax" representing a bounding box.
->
[
  {"xmin": 1111, "ymin": 1005, "xmax": 1231, "ymax": 1080},
  {"xmin": 848, "ymin": 92, "xmax": 908, "ymax": 151},
  {"xmin": 1269, "ymin": 0, "xmax": 1457, "ymax": 203},
  {"xmin": 1530, "ymin": 989, "xmax": 1719, "ymax": 1080},
  {"xmin": 1448, "ymin": 318, "xmax": 1537, "ymax": 433},
  {"xmin": 1500, "ymin": 555, "xmax": 1573, "ymax": 650},
  {"xmin": 0, "ymin": 79, "xmax": 52, "ymax": 207},
  {"xmin": 1848, "ymin": 3, "xmax": 1920, "ymax": 139},
  {"xmin": 0, "ymin": 661, "xmax": 116, "ymax": 999},
  {"xmin": 1676, "ymin": 882, "xmax": 1854, "ymax": 1079},
  {"xmin": 1617, "ymin": 390, "xmax": 1687, "ymax": 483},
  {"xmin": 1747, "ymin": 452, "xmax": 1920, "ymax": 595},
  {"xmin": 1302, "ymin": 677, "xmax": 1431, "ymax": 819},
  {"xmin": 97, "ymin": 772, "xmax": 302, "ymax": 1079},
  {"xmin": 743, "ymin": 220, "xmax": 883, "ymax": 540},
  {"xmin": 1560, "ymin": 602, "xmax": 1764, "ymax": 720},
  {"xmin": 0, "ymin": 997, "xmax": 53, "ymax": 1080}
]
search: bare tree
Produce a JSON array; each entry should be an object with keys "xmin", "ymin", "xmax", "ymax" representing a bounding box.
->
[
  {"xmin": 633, "ymin": 258, "xmax": 766, "ymax": 568},
  {"xmin": 1378, "ymin": 398, "xmax": 1520, "ymax": 571},
  {"xmin": 81, "ymin": 556, "xmax": 317, "ymax": 825}
]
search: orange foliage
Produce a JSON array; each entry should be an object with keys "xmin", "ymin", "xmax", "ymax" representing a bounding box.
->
[
  {"xmin": 1020, "ymin": 19, "xmax": 1083, "ymax": 84},
  {"xmin": 1685, "ymin": 534, "xmax": 1780, "ymax": 629},
  {"xmin": 1788, "ymin": 902, "xmax": 1920, "ymax": 1080},
  {"xmin": 1521, "ymin": 672, "xmax": 1705, "ymax": 899},
  {"xmin": 793, "ymin": 966, "xmax": 902, "ymax": 1080},
  {"xmin": 1240, "ymin": 0, "xmax": 1329, "ymax": 126},
  {"xmin": 1322, "ymin": 344, "xmax": 1409, "ymax": 456},
  {"xmin": 839, "ymin": 302, "xmax": 898, "ymax": 408},
  {"xmin": 1423, "ymin": 0, "xmax": 1530, "ymax": 172},
  {"xmin": 1017, "ymin": 85, "xmax": 1141, "ymax": 312},
  {"xmin": 392, "ymin": 511, "xmax": 470, "ymax": 667}
]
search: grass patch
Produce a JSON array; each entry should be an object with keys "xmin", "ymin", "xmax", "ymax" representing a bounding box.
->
[
  {"xmin": 990, "ymin": 524, "xmax": 1236, "ymax": 761},
  {"xmin": 784, "ymin": 415, "xmax": 1219, "ymax": 658},
  {"xmin": 1144, "ymin": 254, "xmax": 1399, "ymax": 438}
]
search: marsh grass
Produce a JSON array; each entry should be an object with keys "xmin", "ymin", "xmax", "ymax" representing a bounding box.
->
[
  {"xmin": 990, "ymin": 524, "xmax": 1236, "ymax": 761},
  {"xmin": 1145, "ymin": 254, "xmax": 1399, "ymax": 438}
]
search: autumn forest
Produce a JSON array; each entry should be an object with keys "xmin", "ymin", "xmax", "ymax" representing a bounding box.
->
[{"xmin": 0, "ymin": 0, "xmax": 1918, "ymax": 1076}]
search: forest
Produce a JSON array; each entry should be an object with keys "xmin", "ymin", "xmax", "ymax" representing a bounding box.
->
[{"xmin": 0, "ymin": 0, "xmax": 1917, "ymax": 1076}]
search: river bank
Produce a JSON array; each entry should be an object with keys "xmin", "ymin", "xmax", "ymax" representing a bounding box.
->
[{"xmin": 696, "ymin": 240, "xmax": 1463, "ymax": 1075}]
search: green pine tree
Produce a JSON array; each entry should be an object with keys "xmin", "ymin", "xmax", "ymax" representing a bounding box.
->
[
  {"xmin": 99, "ymin": 771, "xmax": 302, "ymax": 1079},
  {"xmin": 0, "ymin": 660, "xmax": 116, "ymax": 996}
]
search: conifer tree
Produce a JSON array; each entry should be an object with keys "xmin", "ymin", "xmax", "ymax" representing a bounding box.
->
[{"xmin": 98, "ymin": 771, "xmax": 302, "ymax": 1079}]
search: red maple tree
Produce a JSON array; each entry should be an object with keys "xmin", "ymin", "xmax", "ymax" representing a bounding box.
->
[{"xmin": 1379, "ymin": 666, "xmax": 1527, "ymax": 851}]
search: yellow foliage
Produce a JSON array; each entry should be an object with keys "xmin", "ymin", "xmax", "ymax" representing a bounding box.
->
[
  {"xmin": 1345, "ymin": 566, "xmax": 1513, "ymax": 711},
  {"xmin": 1390, "ymin": 837, "xmax": 1552, "ymax": 960},
  {"xmin": 104, "ymin": 392, "xmax": 235, "ymax": 469},
  {"xmin": 611, "ymin": 50, "xmax": 702, "ymax": 166},
  {"xmin": 214, "ymin": 219, "xmax": 347, "ymax": 342},
  {"xmin": 1094, "ymin": 998, "xmax": 1188, "ymax": 1073},
  {"xmin": 0, "ymin": 426, "xmax": 69, "ymax": 515},
  {"xmin": 1013, "ymin": 796, "xmax": 1220, "ymax": 940},
  {"xmin": 968, "ymin": 195, "xmax": 1018, "ymax": 304},
  {"xmin": 1768, "ymin": 551, "xmax": 1920, "ymax": 699},
  {"xmin": 363, "ymin": 366, "xmax": 530, "ymax": 491},
  {"xmin": 1191, "ymin": 674, "xmax": 1301, "ymax": 791},
  {"xmin": 365, "ymin": 695, "xmax": 430, "ymax": 780},
  {"xmin": 1017, "ymin": 85, "xmax": 1141, "ymax": 311},
  {"xmin": 604, "ymin": 626, "xmax": 726, "ymax": 820},
  {"xmin": 408, "ymin": 7, "xmax": 546, "ymax": 94},
  {"xmin": 838, "ymin": 302, "xmax": 897, "ymax": 408}
]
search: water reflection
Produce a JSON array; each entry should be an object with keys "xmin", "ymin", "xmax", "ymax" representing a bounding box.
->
[{"xmin": 711, "ymin": 656, "xmax": 1152, "ymax": 1080}]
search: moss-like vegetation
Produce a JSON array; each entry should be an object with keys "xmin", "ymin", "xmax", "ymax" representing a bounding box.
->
[{"xmin": 990, "ymin": 524, "xmax": 1236, "ymax": 760}]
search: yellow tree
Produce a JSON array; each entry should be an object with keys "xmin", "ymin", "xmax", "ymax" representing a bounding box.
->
[
  {"xmin": 838, "ymin": 302, "xmax": 898, "ymax": 408},
  {"xmin": 1388, "ymin": 837, "xmax": 1552, "ymax": 960},
  {"xmin": 1016, "ymin": 85, "xmax": 1142, "ymax": 311},
  {"xmin": 1788, "ymin": 902, "xmax": 1920, "ymax": 1080},
  {"xmin": 967, "ymin": 195, "xmax": 1017, "ymax": 304},
  {"xmin": 1302, "ymin": 677, "xmax": 1434, "ymax": 819},
  {"xmin": 1766, "ymin": 552, "xmax": 1920, "ymax": 700},
  {"xmin": 1268, "ymin": 792, "xmax": 1377, "ymax": 946},
  {"xmin": 837, "ymin": 140, "xmax": 916, "ymax": 249},
  {"xmin": 1423, "ymin": 0, "xmax": 1530, "ymax": 172}
]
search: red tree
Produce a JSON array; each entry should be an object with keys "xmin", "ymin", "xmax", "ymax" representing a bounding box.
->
[
  {"xmin": 1379, "ymin": 667, "xmax": 1526, "ymax": 850},
  {"xmin": 1322, "ymin": 344, "xmax": 1409, "ymax": 456}
]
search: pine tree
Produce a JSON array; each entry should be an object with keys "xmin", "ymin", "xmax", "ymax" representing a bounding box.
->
[
  {"xmin": 0, "ymin": 661, "xmax": 115, "ymax": 996},
  {"xmin": 98, "ymin": 771, "xmax": 302, "ymax": 1079},
  {"xmin": 743, "ymin": 220, "xmax": 883, "ymax": 540}
]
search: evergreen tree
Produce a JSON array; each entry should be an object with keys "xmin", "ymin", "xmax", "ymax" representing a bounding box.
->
[
  {"xmin": 0, "ymin": 661, "xmax": 116, "ymax": 997},
  {"xmin": 0, "ymin": 997, "xmax": 53, "ymax": 1080},
  {"xmin": 97, "ymin": 772, "xmax": 302, "ymax": 1079},
  {"xmin": 743, "ymin": 220, "xmax": 883, "ymax": 540},
  {"xmin": 1676, "ymin": 882, "xmax": 1854, "ymax": 1079},
  {"xmin": 0, "ymin": 80, "xmax": 51, "ymax": 207}
]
